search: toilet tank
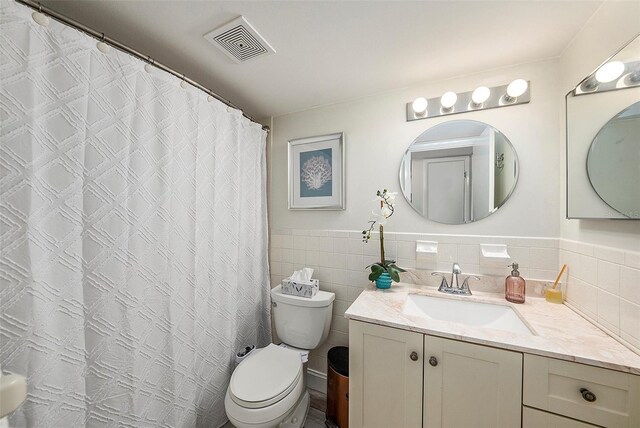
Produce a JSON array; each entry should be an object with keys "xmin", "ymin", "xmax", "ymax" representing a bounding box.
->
[{"xmin": 271, "ymin": 285, "xmax": 335, "ymax": 350}]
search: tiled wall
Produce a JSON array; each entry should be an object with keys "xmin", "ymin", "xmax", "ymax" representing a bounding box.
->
[
  {"xmin": 269, "ymin": 229, "xmax": 562, "ymax": 375},
  {"xmin": 560, "ymin": 239, "xmax": 640, "ymax": 353}
]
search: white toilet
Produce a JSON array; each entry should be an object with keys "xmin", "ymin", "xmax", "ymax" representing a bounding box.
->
[{"xmin": 225, "ymin": 284, "xmax": 335, "ymax": 428}]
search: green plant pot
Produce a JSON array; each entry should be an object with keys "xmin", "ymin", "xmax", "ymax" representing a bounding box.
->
[{"xmin": 375, "ymin": 272, "xmax": 392, "ymax": 289}]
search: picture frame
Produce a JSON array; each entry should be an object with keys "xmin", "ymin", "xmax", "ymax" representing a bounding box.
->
[{"xmin": 288, "ymin": 132, "xmax": 345, "ymax": 210}]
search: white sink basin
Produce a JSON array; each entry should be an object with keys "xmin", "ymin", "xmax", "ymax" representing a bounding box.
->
[{"xmin": 403, "ymin": 294, "xmax": 534, "ymax": 336}]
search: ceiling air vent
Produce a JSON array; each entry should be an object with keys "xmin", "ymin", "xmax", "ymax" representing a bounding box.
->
[{"xmin": 204, "ymin": 16, "xmax": 275, "ymax": 63}]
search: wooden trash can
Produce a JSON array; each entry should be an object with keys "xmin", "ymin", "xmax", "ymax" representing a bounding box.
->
[{"xmin": 326, "ymin": 346, "xmax": 349, "ymax": 428}]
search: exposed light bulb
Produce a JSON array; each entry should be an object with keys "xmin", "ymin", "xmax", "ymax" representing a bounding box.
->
[
  {"xmin": 180, "ymin": 80, "xmax": 188, "ymax": 89},
  {"xmin": 440, "ymin": 91, "xmax": 457, "ymax": 109},
  {"xmin": 207, "ymin": 95, "xmax": 214, "ymax": 102},
  {"xmin": 412, "ymin": 97, "xmax": 428, "ymax": 115},
  {"xmin": 506, "ymin": 79, "xmax": 528, "ymax": 98},
  {"xmin": 471, "ymin": 86, "xmax": 490, "ymax": 104},
  {"xmin": 144, "ymin": 63, "xmax": 154, "ymax": 73},
  {"xmin": 595, "ymin": 61, "xmax": 625, "ymax": 83}
]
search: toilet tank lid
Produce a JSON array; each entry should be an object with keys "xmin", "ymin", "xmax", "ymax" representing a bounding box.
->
[{"xmin": 271, "ymin": 285, "xmax": 335, "ymax": 308}]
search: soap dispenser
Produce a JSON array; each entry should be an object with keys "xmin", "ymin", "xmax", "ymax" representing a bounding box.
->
[{"xmin": 505, "ymin": 263, "xmax": 526, "ymax": 304}]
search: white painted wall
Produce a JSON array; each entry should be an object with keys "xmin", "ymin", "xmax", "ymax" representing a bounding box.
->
[
  {"xmin": 270, "ymin": 59, "xmax": 561, "ymax": 237},
  {"xmin": 559, "ymin": 1, "xmax": 640, "ymax": 251}
]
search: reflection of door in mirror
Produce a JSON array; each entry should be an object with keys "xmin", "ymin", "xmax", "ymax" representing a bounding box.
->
[{"xmin": 423, "ymin": 156, "xmax": 470, "ymax": 224}]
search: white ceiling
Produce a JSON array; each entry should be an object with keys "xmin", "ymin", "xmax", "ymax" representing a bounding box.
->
[{"xmin": 40, "ymin": 0, "xmax": 603, "ymax": 119}]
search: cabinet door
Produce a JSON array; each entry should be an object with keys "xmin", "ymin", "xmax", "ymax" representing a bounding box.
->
[
  {"xmin": 523, "ymin": 407, "xmax": 599, "ymax": 428},
  {"xmin": 424, "ymin": 335, "xmax": 523, "ymax": 428},
  {"xmin": 349, "ymin": 320, "xmax": 424, "ymax": 428}
]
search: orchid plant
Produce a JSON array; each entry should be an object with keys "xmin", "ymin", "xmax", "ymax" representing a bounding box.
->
[{"xmin": 362, "ymin": 189, "xmax": 406, "ymax": 283}]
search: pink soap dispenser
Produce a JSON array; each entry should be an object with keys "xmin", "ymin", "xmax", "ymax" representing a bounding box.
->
[{"xmin": 505, "ymin": 263, "xmax": 526, "ymax": 304}]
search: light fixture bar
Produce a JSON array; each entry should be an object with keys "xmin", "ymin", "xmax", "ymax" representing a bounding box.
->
[
  {"xmin": 574, "ymin": 59, "xmax": 640, "ymax": 95},
  {"xmin": 406, "ymin": 81, "xmax": 531, "ymax": 122}
]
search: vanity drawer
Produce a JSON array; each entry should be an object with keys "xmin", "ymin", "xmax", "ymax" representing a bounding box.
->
[
  {"xmin": 523, "ymin": 407, "xmax": 598, "ymax": 428},
  {"xmin": 523, "ymin": 354, "xmax": 640, "ymax": 427}
]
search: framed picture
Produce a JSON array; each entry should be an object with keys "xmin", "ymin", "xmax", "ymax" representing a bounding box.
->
[{"xmin": 288, "ymin": 132, "xmax": 345, "ymax": 210}]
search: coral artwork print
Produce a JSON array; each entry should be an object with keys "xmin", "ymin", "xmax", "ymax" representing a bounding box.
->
[{"xmin": 299, "ymin": 148, "xmax": 333, "ymax": 197}]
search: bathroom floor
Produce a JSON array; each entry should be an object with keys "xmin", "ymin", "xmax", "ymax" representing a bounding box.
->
[{"xmin": 222, "ymin": 389, "xmax": 329, "ymax": 428}]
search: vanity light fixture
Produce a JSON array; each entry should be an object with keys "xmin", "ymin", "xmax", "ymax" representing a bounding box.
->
[
  {"xmin": 440, "ymin": 91, "xmax": 457, "ymax": 111},
  {"xmin": 471, "ymin": 86, "xmax": 491, "ymax": 106},
  {"xmin": 406, "ymin": 80, "xmax": 531, "ymax": 122},
  {"xmin": 595, "ymin": 61, "xmax": 625, "ymax": 83},
  {"xmin": 412, "ymin": 97, "xmax": 428, "ymax": 116},
  {"xmin": 579, "ymin": 77, "xmax": 599, "ymax": 92}
]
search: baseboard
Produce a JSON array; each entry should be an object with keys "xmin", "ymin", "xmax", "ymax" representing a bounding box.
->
[{"xmin": 306, "ymin": 368, "xmax": 327, "ymax": 394}]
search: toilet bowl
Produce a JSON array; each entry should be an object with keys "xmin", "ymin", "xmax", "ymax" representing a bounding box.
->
[
  {"xmin": 225, "ymin": 344, "xmax": 306, "ymax": 427},
  {"xmin": 225, "ymin": 285, "xmax": 334, "ymax": 428}
]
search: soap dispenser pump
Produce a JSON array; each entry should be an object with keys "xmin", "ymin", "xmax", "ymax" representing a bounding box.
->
[{"xmin": 505, "ymin": 263, "xmax": 526, "ymax": 304}]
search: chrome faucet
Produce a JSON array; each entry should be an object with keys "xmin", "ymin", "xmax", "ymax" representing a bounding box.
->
[
  {"xmin": 431, "ymin": 262, "xmax": 480, "ymax": 296},
  {"xmin": 450, "ymin": 262, "xmax": 462, "ymax": 290}
]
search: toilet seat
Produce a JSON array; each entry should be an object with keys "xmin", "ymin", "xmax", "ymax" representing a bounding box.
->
[{"xmin": 229, "ymin": 344, "xmax": 303, "ymax": 409}]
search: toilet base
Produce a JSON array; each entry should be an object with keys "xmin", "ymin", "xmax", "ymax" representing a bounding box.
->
[
  {"xmin": 225, "ymin": 389, "xmax": 310, "ymax": 428},
  {"xmin": 277, "ymin": 390, "xmax": 310, "ymax": 428}
]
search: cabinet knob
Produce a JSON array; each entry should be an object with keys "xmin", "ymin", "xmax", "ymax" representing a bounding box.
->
[
  {"xmin": 429, "ymin": 356, "xmax": 438, "ymax": 367},
  {"xmin": 580, "ymin": 388, "xmax": 596, "ymax": 402},
  {"xmin": 410, "ymin": 351, "xmax": 419, "ymax": 361}
]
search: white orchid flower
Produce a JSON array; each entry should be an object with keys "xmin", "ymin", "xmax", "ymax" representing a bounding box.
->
[
  {"xmin": 371, "ymin": 210, "xmax": 388, "ymax": 225},
  {"xmin": 386, "ymin": 192, "xmax": 398, "ymax": 203},
  {"xmin": 380, "ymin": 205, "xmax": 393, "ymax": 218}
]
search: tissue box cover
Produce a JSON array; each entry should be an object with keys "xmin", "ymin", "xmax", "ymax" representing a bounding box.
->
[{"xmin": 281, "ymin": 278, "xmax": 319, "ymax": 298}]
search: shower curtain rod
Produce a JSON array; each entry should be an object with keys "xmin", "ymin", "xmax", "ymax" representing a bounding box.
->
[{"xmin": 15, "ymin": 0, "xmax": 270, "ymax": 133}]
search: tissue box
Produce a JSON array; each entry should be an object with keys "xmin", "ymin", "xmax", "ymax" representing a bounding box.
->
[{"xmin": 281, "ymin": 278, "xmax": 319, "ymax": 298}]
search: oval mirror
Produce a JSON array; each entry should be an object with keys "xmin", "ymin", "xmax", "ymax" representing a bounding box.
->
[
  {"xmin": 399, "ymin": 120, "xmax": 519, "ymax": 224},
  {"xmin": 587, "ymin": 101, "xmax": 640, "ymax": 218}
]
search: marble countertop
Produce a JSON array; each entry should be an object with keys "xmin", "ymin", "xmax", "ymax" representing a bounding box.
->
[{"xmin": 344, "ymin": 283, "xmax": 640, "ymax": 375}]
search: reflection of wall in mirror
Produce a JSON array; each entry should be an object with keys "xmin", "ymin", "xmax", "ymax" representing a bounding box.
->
[
  {"xmin": 587, "ymin": 112, "xmax": 640, "ymax": 218},
  {"xmin": 471, "ymin": 131, "xmax": 491, "ymax": 221},
  {"xmin": 494, "ymin": 132, "xmax": 516, "ymax": 207}
]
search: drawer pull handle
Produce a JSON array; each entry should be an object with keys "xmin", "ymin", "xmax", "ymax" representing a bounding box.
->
[
  {"xmin": 410, "ymin": 351, "xmax": 419, "ymax": 361},
  {"xmin": 429, "ymin": 356, "xmax": 438, "ymax": 367},
  {"xmin": 580, "ymin": 388, "xmax": 596, "ymax": 402}
]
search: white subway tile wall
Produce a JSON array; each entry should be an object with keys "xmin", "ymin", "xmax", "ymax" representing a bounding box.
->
[
  {"xmin": 561, "ymin": 239, "xmax": 640, "ymax": 353},
  {"xmin": 270, "ymin": 229, "xmax": 564, "ymax": 374}
]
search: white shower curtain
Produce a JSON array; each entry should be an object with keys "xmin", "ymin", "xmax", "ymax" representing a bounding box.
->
[{"xmin": 0, "ymin": 1, "xmax": 271, "ymax": 427}]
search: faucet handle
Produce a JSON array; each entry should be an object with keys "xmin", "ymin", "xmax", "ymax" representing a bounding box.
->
[
  {"xmin": 431, "ymin": 272, "xmax": 449, "ymax": 291},
  {"xmin": 460, "ymin": 275, "xmax": 480, "ymax": 295}
]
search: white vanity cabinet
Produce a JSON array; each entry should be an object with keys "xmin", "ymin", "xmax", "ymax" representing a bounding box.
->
[
  {"xmin": 348, "ymin": 319, "xmax": 640, "ymax": 428},
  {"xmin": 423, "ymin": 335, "xmax": 522, "ymax": 428},
  {"xmin": 349, "ymin": 320, "xmax": 522, "ymax": 428},
  {"xmin": 349, "ymin": 320, "xmax": 424, "ymax": 428}
]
